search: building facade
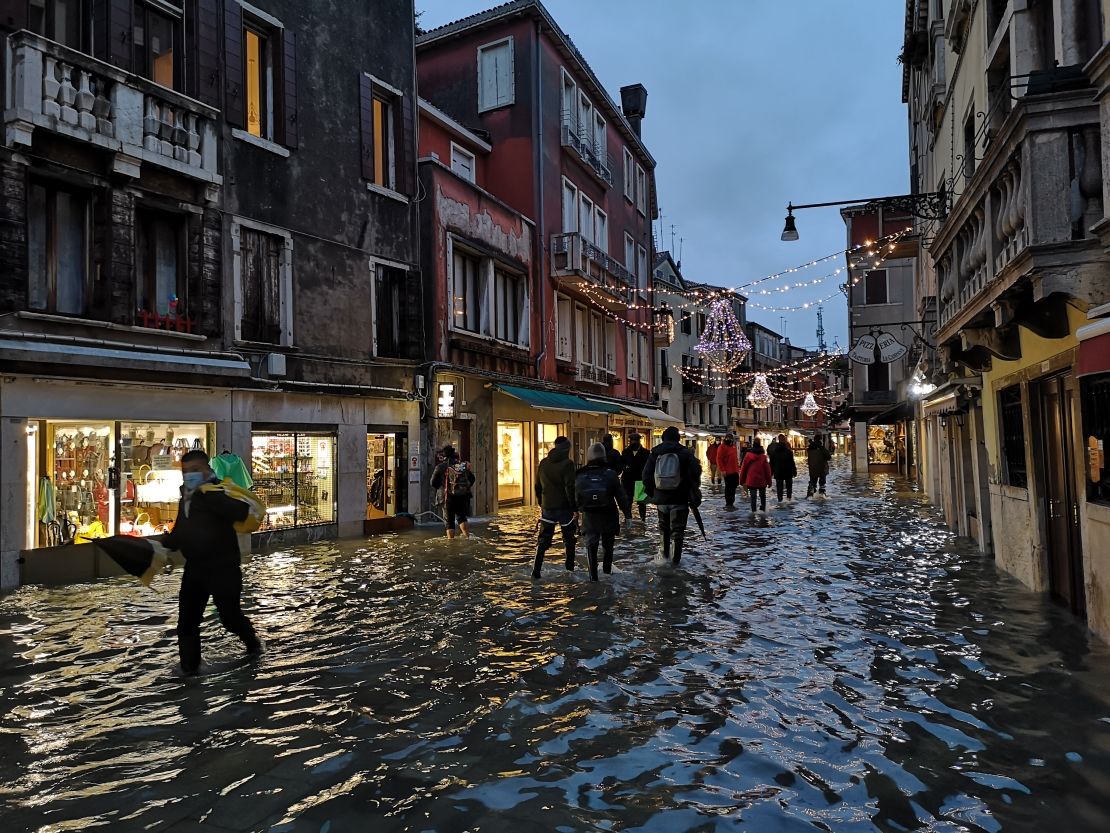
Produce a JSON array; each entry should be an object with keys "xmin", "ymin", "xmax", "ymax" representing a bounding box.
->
[{"xmin": 0, "ymin": 0, "xmax": 423, "ymax": 587}]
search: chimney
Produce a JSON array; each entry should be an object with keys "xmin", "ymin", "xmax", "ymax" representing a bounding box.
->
[{"xmin": 620, "ymin": 84, "xmax": 648, "ymax": 137}]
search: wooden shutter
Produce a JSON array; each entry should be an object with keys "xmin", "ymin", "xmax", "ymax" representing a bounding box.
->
[
  {"xmin": 223, "ymin": 0, "xmax": 244, "ymax": 128},
  {"xmin": 277, "ymin": 27, "xmax": 297, "ymax": 147},
  {"xmin": 193, "ymin": 0, "xmax": 220, "ymax": 107},
  {"xmin": 478, "ymin": 46, "xmax": 496, "ymax": 110},
  {"xmin": 358, "ymin": 73, "xmax": 375, "ymax": 181},
  {"xmin": 397, "ymin": 93, "xmax": 414, "ymax": 195},
  {"xmin": 107, "ymin": 0, "xmax": 132, "ymax": 72},
  {"xmin": 0, "ymin": 0, "xmax": 28, "ymax": 31}
]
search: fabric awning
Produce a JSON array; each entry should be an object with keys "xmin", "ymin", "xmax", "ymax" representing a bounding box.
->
[
  {"xmin": 1077, "ymin": 317, "xmax": 1110, "ymax": 378},
  {"xmin": 869, "ymin": 400, "xmax": 915, "ymax": 425},
  {"xmin": 616, "ymin": 402, "xmax": 684, "ymax": 426},
  {"xmin": 920, "ymin": 375, "xmax": 981, "ymax": 417},
  {"xmin": 494, "ymin": 384, "xmax": 619, "ymax": 413}
]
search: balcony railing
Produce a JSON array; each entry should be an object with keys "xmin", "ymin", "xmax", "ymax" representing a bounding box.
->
[
  {"xmin": 551, "ymin": 232, "xmax": 635, "ymax": 310},
  {"xmin": 4, "ymin": 31, "xmax": 220, "ymax": 185},
  {"xmin": 560, "ymin": 113, "xmax": 614, "ymax": 187}
]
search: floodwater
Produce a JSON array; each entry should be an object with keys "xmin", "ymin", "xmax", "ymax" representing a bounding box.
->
[{"xmin": 2, "ymin": 467, "xmax": 1110, "ymax": 833}]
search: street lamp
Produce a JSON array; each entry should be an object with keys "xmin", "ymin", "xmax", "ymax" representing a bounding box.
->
[{"xmin": 779, "ymin": 193, "xmax": 949, "ymax": 241}]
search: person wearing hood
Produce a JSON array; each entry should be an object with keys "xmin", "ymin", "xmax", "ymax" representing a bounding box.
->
[
  {"xmin": 738, "ymin": 440, "xmax": 773, "ymax": 513},
  {"xmin": 806, "ymin": 433, "xmax": 833, "ymax": 497},
  {"xmin": 162, "ymin": 449, "xmax": 263, "ymax": 675},
  {"xmin": 619, "ymin": 432, "xmax": 650, "ymax": 520},
  {"xmin": 601, "ymin": 433, "xmax": 623, "ymax": 473},
  {"xmin": 575, "ymin": 443, "xmax": 630, "ymax": 580},
  {"xmin": 715, "ymin": 435, "xmax": 741, "ymax": 507},
  {"xmin": 533, "ymin": 437, "xmax": 578, "ymax": 578},
  {"xmin": 642, "ymin": 426, "xmax": 702, "ymax": 564},
  {"xmin": 767, "ymin": 433, "xmax": 798, "ymax": 503}
]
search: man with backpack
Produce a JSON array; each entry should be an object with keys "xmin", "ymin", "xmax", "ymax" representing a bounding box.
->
[
  {"xmin": 533, "ymin": 436, "xmax": 578, "ymax": 578},
  {"xmin": 619, "ymin": 432, "xmax": 650, "ymax": 521},
  {"xmin": 642, "ymin": 426, "xmax": 702, "ymax": 565},
  {"xmin": 575, "ymin": 443, "xmax": 631, "ymax": 580},
  {"xmin": 430, "ymin": 445, "xmax": 475, "ymax": 539}
]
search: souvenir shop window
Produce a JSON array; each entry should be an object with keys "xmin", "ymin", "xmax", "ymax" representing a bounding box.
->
[
  {"xmin": 496, "ymin": 421, "xmax": 524, "ymax": 505},
  {"xmin": 536, "ymin": 423, "xmax": 564, "ymax": 468},
  {"xmin": 120, "ymin": 423, "xmax": 213, "ymax": 538},
  {"xmin": 367, "ymin": 431, "xmax": 407, "ymax": 518},
  {"xmin": 38, "ymin": 422, "xmax": 113, "ymax": 548},
  {"xmin": 251, "ymin": 432, "xmax": 337, "ymax": 529}
]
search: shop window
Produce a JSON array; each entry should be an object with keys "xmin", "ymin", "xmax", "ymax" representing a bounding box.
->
[
  {"xmin": 867, "ymin": 425, "xmax": 897, "ymax": 465},
  {"xmin": 556, "ymin": 294, "xmax": 573, "ymax": 360},
  {"xmin": 451, "ymin": 247, "xmax": 483, "ymax": 335},
  {"xmin": 120, "ymin": 422, "xmax": 212, "ymax": 537},
  {"xmin": 867, "ymin": 361, "xmax": 890, "ymax": 392},
  {"xmin": 864, "ymin": 269, "xmax": 889, "ymax": 305},
  {"xmin": 38, "ymin": 422, "xmax": 112, "ymax": 547},
  {"xmin": 134, "ymin": 1, "xmax": 181, "ymax": 90},
  {"xmin": 492, "ymin": 268, "xmax": 527, "ymax": 346},
  {"xmin": 244, "ymin": 22, "xmax": 272, "ymax": 138},
  {"xmin": 136, "ymin": 211, "xmax": 186, "ymax": 323},
  {"xmin": 1000, "ymin": 384, "xmax": 1028, "ymax": 488},
  {"xmin": 28, "ymin": 182, "xmax": 88, "ymax": 316},
  {"xmin": 478, "ymin": 37, "xmax": 514, "ymax": 112},
  {"xmin": 238, "ymin": 224, "xmax": 286, "ymax": 343},
  {"xmin": 374, "ymin": 264, "xmax": 408, "ymax": 358},
  {"xmin": 536, "ymin": 423, "xmax": 564, "ymax": 468},
  {"xmin": 496, "ymin": 421, "xmax": 524, "ymax": 505},
  {"xmin": 360, "ymin": 74, "xmax": 400, "ymax": 190},
  {"xmin": 251, "ymin": 432, "xmax": 337, "ymax": 529},
  {"xmin": 29, "ymin": 0, "xmax": 86, "ymax": 49},
  {"xmin": 367, "ymin": 431, "xmax": 406, "ymax": 518},
  {"xmin": 1082, "ymin": 374, "xmax": 1110, "ymax": 504}
]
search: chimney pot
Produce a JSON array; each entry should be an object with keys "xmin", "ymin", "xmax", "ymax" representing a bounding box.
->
[{"xmin": 620, "ymin": 83, "xmax": 648, "ymax": 137}]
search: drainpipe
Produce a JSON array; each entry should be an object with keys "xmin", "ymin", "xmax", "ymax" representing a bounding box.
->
[{"xmin": 532, "ymin": 17, "xmax": 547, "ymax": 380}]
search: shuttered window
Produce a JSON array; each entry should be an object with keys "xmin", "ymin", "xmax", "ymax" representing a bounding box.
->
[
  {"xmin": 477, "ymin": 37, "xmax": 514, "ymax": 112},
  {"xmin": 240, "ymin": 227, "xmax": 283, "ymax": 343},
  {"xmin": 28, "ymin": 182, "xmax": 89, "ymax": 316},
  {"xmin": 360, "ymin": 74, "xmax": 413, "ymax": 195},
  {"xmin": 224, "ymin": 2, "xmax": 297, "ymax": 147}
]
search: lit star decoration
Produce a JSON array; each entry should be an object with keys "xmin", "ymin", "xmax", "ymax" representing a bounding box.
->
[
  {"xmin": 693, "ymin": 299, "xmax": 751, "ymax": 372},
  {"xmin": 749, "ymin": 374, "xmax": 774, "ymax": 409},
  {"xmin": 800, "ymin": 392, "xmax": 820, "ymax": 417}
]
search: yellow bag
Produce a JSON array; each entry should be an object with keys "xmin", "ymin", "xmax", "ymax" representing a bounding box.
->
[
  {"xmin": 198, "ymin": 479, "xmax": 266, "ymax": 533},
  {"xmin": 74, "ymin": 519, "xmax": 108, "ymax": 544}
]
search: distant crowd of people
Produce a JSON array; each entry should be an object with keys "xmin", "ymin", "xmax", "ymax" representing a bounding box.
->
[{"xmin": 430, "ymin": 427, "xmax": 837, "ymax": 582}]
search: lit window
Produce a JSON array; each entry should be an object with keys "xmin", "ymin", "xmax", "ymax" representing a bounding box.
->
[
  {"xmin": 245, "ymin": 26, "xmax": 270, "ymax": 138},
  {"xmin": 134, "ymin": 1, "xmax": 181, "ymax": 90}
]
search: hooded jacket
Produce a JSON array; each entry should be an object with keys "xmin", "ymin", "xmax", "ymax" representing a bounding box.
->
[
  {"xmin": 574, "ymin": 462, "xmax": 629, "ymax": 535},
  {"xmin": 768, "ymin": 442, "xmax": 798, "ymax": 479},
  {"xmin": 807, "ymin": 441, "xmax": 832, "ymax": 476},
  {"xmin": 738, "ymin": 447, "xmax": 773, "ymax": 488},
  {"xmin": 642, "ymin": 440, "xmax": 701, "ymax": 505},
  {"xmin": 536, "ymin": 443, "xmax": 576, "ymax": 513},
  {"xmin": 716, "ymin": 443, "xmax": 741, "ymax": 477}
]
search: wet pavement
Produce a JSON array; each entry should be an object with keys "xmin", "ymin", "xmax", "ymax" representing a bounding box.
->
[{"xmin": 2, "ymin": 465, "xmax": 1110, "ymax": 833}]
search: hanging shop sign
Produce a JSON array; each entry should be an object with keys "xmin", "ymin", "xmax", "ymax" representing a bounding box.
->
[
  {"xmin": 848, "ymin": 334, "xmax": 876, "ymax": 364},
  {"xmin": 877, "ymin": 331, "xmax": 908, "ymax": 363},
  {"xmin": 436, "ymin": 382, "xmax": 457, "ymax": 418},
  {"xmin": 848, "ymin": 331, "xmax": 908, "ymax": 365}
]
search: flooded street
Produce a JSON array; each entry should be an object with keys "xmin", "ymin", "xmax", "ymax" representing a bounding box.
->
[{"xmin": 2, "ymin": 467, "xmax": 1110, "ymax": 833}]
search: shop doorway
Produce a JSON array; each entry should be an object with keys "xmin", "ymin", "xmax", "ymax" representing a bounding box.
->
[
  {"xmin": 497, "ymin": 420, "xmax": 525, "ymax": 505},
  {"xmin": 367, "ymin": 430, "xmax": 407, "ymax": 519},
  {"xmin": 1034, "ymin": 374, "xmax": 1085, "ymax": 617}
]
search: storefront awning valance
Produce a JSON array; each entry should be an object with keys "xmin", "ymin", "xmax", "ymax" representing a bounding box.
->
[
  {"xmin": 613, "ymin": 402, "xmax": 684, "ymax": 426},
  {"xmin": 0, "ymin": 339, "xmax": 251, "ymax": 377},
  {"xmin": 1077, "ymin": 317, "xmax": 1110, "ymax": 378},
  {"xmin": 869, "ymin": 401, "xmax": 915, "ymax": 425},
  {"xmin": 494, "ymin": 385, "xmax": 619, "ymax": 413}
]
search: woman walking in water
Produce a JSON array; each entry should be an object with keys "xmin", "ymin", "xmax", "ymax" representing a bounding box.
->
[{"xmin": 738, "ymin": 440, "xmax": 773, "ymax": 514}]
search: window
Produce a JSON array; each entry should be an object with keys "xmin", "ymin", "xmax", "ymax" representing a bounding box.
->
[
  {"xmin": 29, "ymin": 0, "xmax": 85, "ymax": 50},
  {"xmin": 604, "ymin": 320, "xmax": 616, "ymax": 372},
  {"xmin": 556, "ymin": 294, "xmax": 573, "ymax": 359},
  {"xmin": 637, "ymin": 245, "xmax": 648, "ymax": 290},
  {"xmin": 624, "ymin": 233, "xmax": 636, "ymax": 276},
  {"xmin": 561, "ymin": 72, "xmax": 577, "ymax": 134},
  {"xmin": 591, "ymin": 311, "xmax": 604, "ymax": 368},
  {"xmin": 134, "ymin": 1, "xmax": 180, "ymax": 90},
  {"xmin": 251, "ymin": 432, "xmax": 336, "ymax": 529},
  {"xmin": 28, "ymin": 182, "xmax": 88, "ymax": 316},
  {"xmin": 478, "ymin": 37, "xmax": 514, "ymax": 112},
  {"xmin": 635, "ymin": 164, "xmax": 647, "ymax": 214},
  {"xmin": 374, "ymin": 264, "xmax": 407, "ymax": 358},
  {"xmin": 594, "ymin": 208, "xmax": 608, "ymax": 254},
  {"xmin": 680, "ymin": 310, "xmax": 692, "ymax": 335},
  {"xmin": 244, "ymin": 24, "xmax": 271, "ymax": 137},
  {"xmin": 227, "ymin": 3, "xmax": 297, "ymax": 149},
  {"xmin": 238, "ymin": 226, "xmax": 284, "ymax": 343},
  {"xmin": 492, "ymin": 268, "xmax": 527, "ymax": 346},
  {"xmin": 451, "ymin": 247, "xmax": 483, "ymax": 334},
  {"xmin": 574, "ymin": 304, "xmax": 588, "ymax": 364},
  {"xmin": 579, "ymin": 194, "xmax": 594, "ymax": 244},
  {"xmin": 696, "ymin": 312, "xmax": 707, "ymax": 336},
  {"xmin": 1000, "ymin": 385, "xmax": 1028, "ymax": 488},
  {"xmin": 136, "ymin": 211, "xmax": 185, "ymax": 320},
  {"xmin": 360, "ymin": 75, "xmax": 401, "ymax": 190},
  {"xmin": 562, "ymin": 179, "xmax": 578, "ymax": 233},
  {"xmin": 450, "ymin": 143, "xmax": 476, "ymax": 183},
  {"xmin": 623, "ymin": 148, "xmax": 635, "ymax": 201},
  {"xmin": 867, "ymin": 360, "xmax": 890, "ymax": 392},
  {"xmin": 578, "ymin": 94, "xmax": 593, "ymax": 144},
  {"xmin": 864, "ymin": 269, "xmax": 889, "ymax": 304},
  {"xmin": 627, "ymin": 326, "xmax": 638, "ymax": 380},
  {"xmin": 1082, "ymin": 374, "xmax": 1110, "ymax": 503},
  {"xmin": 594, "ymin": 113, "xmax": 606, "ymax": 160},
  {"xmin": 639, "ymin": 333, "xmax": 649, "ymax": 380}
]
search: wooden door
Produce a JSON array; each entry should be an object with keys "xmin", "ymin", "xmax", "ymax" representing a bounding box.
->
[{"xmin": 1037, "ymin": 375, "xmax": 1085, "ymax": 617}]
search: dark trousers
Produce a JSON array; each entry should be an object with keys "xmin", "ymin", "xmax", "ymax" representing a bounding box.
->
[
  {"xmin": 583, "ymin": 531, "xmax": 615, "ymax": 580},
  {"xmin": 723, "ymin": 473, "xmax": 740, "ymax": 506},
  {"xmin": 775, "ymin": 478, "xmax": 793, "ymax": 501},
  {"xmin": 807, "ymin": 474, "xmax": 827, "ymax": 496},
  {"xmin": 637, "ymin": 501, "xmax": 647, "ymax": 521},
  {"xmin": 749, "ymin": 486, "xmax": 766, "ymax": 512},
  {"xmin": 178, "ymin": 562, "xmax": 260, "ymax": 674},
  {"xmin": 534, "ymin": 509, "xmax": 577, "ymax": 575},
  {"xmin": 657, "ymin": 504, "xmax": 690, "ymax": 564}
]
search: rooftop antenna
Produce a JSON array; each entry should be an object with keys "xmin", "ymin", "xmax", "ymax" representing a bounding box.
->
[
  {"xmin": 670, "ymin": 223, "xmax": 676, "ymax": 255},
  {"xmin": 677, "ymin": 236, "xmax": 684, "ymax": 269},
  {"xmin": 816, "ymin": 305, "xmax": 827, "ymax": 352}
]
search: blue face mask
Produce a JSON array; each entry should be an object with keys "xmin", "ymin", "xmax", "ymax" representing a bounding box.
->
[{"xmin": 182, "ymin": 471, "xmax": 207, "ymax": 491}]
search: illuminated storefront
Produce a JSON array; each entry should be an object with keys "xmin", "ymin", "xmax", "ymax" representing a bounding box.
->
[
  {"xmin": 251, "ymin": 430, "xmax": 337, "ymax": 530},
  {"xmin": 367, "ymin": 429, "xmax": 408, "ymax": 520},
  {"xmin": 535, "ymin": 422, "xmax": 565, "ymax": 468},
  {"xmin": 497, "ymin": 421, "xmax": 525, "ymax": 506}
]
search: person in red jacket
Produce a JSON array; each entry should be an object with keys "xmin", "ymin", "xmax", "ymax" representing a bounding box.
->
[
  {"xmin": 706, "ymin": 438, "xmax": 721, "ymax": 485},
  {"xmin": 716, "ymin": 435, "xmax": 742, "ymax": 507},
  {"xmin": 738, "ymin": 440, "xmax": 773, "ymax": 513}
]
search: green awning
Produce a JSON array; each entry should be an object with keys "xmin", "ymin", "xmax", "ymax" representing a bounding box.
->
[{"xmin": 494, "ymin": 384, "xmax": 620, "ymax": 413}]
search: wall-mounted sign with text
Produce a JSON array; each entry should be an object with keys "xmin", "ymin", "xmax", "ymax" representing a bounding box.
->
[{"xmin": 848, "ymin": 331, "xmax": 908, "ymax": 365}]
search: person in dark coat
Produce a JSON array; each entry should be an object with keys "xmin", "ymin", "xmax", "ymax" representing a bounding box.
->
[
  {"xmin": 806, "ymin": 434, "xmax": 833, "ymax": 497},
  {"xmin": 619, "ymin": 432, "xmax": 650, "ymax": 520},
  {"xmin": 601, "ymin": 433, "xmax": 624, "ymax": 473},
  {"xmin": 163, "ymin": 450, "xmax": 262, "ymax": 675},
  {"xmin": 533, "ymin": 437, "xmax": 578, "ymax": 578},
  {"xmin": 643, "ymin": 426, "xmax": 702, "ymax": 565},
  {"xmin": 575, "ymin": 443, "xmax": 630, "ymax": 580},
  {"xmin": 767, "ymin": 432, "xmax": 798, "ymax": 503},
  {"xmin": 430, "ymin": 446, "xmax": 476, "ymax": 538}
]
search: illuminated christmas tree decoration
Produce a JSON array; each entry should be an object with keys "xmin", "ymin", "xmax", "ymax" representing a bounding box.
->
[
  {"xmin": 749, "ymin": 373, "xmax": 774, "ymax": 409},
  {"xmin": 694, "ymin": 299, "xmax": 751, "ymax": 372},
  {"xmin": 800, "ymin": 392, "xmax": 820, "ymax": 416}
]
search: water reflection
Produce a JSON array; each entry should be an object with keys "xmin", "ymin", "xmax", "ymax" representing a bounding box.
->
[{"xmin": 2, "ymin": 468, "xmax": 1110, "ymax": 831}]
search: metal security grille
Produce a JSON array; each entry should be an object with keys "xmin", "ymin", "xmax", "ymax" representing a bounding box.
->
[{"xmin": 999, "ymin": 384, "xmax": 1027, "ymax": 488}]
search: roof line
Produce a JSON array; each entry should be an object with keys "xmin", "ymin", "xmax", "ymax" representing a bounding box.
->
[{"xmin": 418, "ymin": 98, "xmax": 493, "ymax": 152}]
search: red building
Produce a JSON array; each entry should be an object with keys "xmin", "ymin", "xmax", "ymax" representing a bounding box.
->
[{"xmin": 416, "ymin": 0, "xmax": 664, "ymax": 510}]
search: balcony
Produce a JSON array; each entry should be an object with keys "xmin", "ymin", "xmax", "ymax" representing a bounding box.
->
[
  {"xmin": 652, "ymin": 313, "xmax": 675, "ymax": 348},
  {"xmin": 4, "ymin": 31, "xmax": 220, "ymax": 187},
  {"xmin": 931, "ymin": 89, "xmax": 1105, "ymax": 364},
  {"xmin": 551, "ymin": 232, "xmax": 634, "ymax": 311},
  {"xmin": 575, "ymin": 363, "xmax": 615, "ymax": 386},
  {"xmin": 560, "ymin": 113, "xmax": 613, "ymax": 187}
]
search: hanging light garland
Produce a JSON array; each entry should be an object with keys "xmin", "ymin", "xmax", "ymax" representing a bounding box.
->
[
  {"xmin": 800, "ymin": 392, "xmax": 821, "ymax": 416},
  {"xmin": 748, "ymin": 374, "xmax": 774, "ymax": 408},
  {"xmin": 693, "ymin": 299, "xmax": 751, "ymax": 372}
]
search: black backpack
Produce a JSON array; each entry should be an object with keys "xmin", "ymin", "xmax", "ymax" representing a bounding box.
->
[{"xmin": 578, "ymin": 469, "xmax": 611, "ymax": 511}]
